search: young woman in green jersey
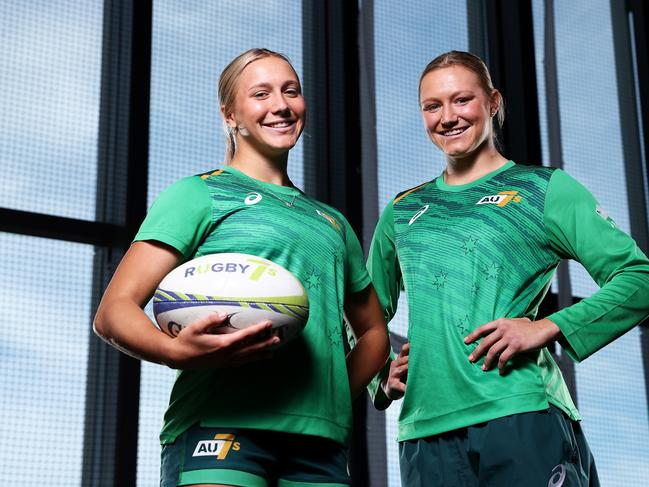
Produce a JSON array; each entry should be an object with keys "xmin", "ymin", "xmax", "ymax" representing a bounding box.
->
[
  {"xmin": 369, "ymin": 50, "xmax": 649, "ymax": 486},
  {"xmin": 94, "ymin": 48, "xmax": 389, "ymax": 487}
]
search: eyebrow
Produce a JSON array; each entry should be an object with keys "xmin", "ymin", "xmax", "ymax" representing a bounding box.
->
[
  {"xmin": 420, "ymin": 90, "xmax": 475, "ymax": 103},
  {"xmin": 247, "ymin": 80, "xmax": 300, "ymax": 92}
]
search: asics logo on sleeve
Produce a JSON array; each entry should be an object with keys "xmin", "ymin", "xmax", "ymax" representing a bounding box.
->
[
  {"xmin": 409, "ymin": 205, "xmax": 429, "ymax": 225},
  {"xmin": 245, "ymin": 192, "xmax": 263, "ymax": 205},
  {"xmin": 476, "ymin": 190, "xmax": 522, "ymax": 207},
  {"xmin": 596, "ymin": 204, "xmax": 617, "ymax": 228}
]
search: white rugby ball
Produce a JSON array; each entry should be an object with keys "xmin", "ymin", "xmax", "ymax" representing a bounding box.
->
[{"xmin": 153, "ymin": 253, "xmax": 309, "ymax": 346}]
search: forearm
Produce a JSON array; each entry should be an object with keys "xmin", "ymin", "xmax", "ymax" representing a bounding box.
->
[
  {"xmin": 346, "ymin": 326, "xmax": 390, "ymax": 399},
  {"xmin": 94, "ymin": 296, "xmax": 174, "ymax": 365},
  {"xmin": 548, "ymin": 271, "xmax": 649, "ymax": 361}
]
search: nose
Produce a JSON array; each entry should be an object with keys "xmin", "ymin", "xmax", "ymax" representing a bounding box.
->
[
  {"xmin": 440, "ymin": 105, "xmax": 457, "ymax": 128},
  {"xmin": 271, "ymin": 93, "xmax": 289, "ymax": 114}
]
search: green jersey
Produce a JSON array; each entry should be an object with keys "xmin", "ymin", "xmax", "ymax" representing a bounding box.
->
[
  {"xmin": 135, "ymin": 166, "xmax": 370, "ymax": 446},
  {"xmin": 368, "ymin": 161, "xmax": 649, "ymax": 442}
]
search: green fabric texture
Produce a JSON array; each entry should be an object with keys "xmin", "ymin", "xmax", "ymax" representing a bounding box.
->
[
  {"xmin": 544, "ymin": 169, "xmax": 649, "ymax": 360},
  {"xmin": 179, "ymin": 468, "xmax": 267, "ymax": 487},
  {"xmin": 368, "ymin": 162, "xmax": 649, "ymax": 442},
  {"xmin": 135, "ymin": 166, "xmax": 370, "ymax": 446}
]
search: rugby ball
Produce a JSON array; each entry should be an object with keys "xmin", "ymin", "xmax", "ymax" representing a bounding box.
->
[{"xmin": 153, "ymin": 253, "xmax": 309, "ymax": 346}]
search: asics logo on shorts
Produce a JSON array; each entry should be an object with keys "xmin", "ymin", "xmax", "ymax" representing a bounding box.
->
[
  {"xmin": 548, "ymin": 464, "xmax": 566, "ymax": 487},
  {"xmin": 245, "ymin": 192, "xmax": 263, "ymax": 205},
  {"xmin": 192, "ymin": 433, "xmax": 240, "ymax": 460},
  {"xmin": 409, "ymin": 205, "xmax": 429, "ymax": 225}
]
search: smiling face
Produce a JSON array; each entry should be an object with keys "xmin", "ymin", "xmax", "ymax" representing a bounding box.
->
[
  {"xmin": 419, "ymin": 65, "xmax": 500, "ymax": 160},
  {"xmin": 223, "ymin": 56, "xmax": 305, "ymax": 161}
]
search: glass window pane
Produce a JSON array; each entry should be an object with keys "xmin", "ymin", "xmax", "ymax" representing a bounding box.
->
[
  {"xmin": 532, "ymin": 1, "xmax": 649, "ymax": 485},
  {"xmin": 0, "ymin": 1, "xmax": 103, "ymax": 220},
  {"xmin": 0, "ymin": 233, "xmax": 93, "ymax": 485},
  {"xmin": 373, "ymin": 3, "xmax": 471, "ymax": 485},
  {"xmin": 138, "ymin": 3, "xmax": 304, "ymax": 485}
]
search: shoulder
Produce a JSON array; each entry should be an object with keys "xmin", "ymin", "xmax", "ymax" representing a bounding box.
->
[
  {"xmin": 393, "ymin": 180, "xmax": 435, "ymax": 205},
  {"xmin": 195, "ymin": 167, "xmax": 230, "ymax": 187},
  {"xmin": 495, "ymin": 162, "xmax": 556, "ymax": 184},
  {"xmin": 308, "ymin": 198, "xmax": 352, "ymax": 231},
  {"xmin": 152, "ymin": 174, "xmax": 211, "ymax": 203},
  {"xmin": 546, "ymin": 168, "xmax": 597, "ymax": 204}
]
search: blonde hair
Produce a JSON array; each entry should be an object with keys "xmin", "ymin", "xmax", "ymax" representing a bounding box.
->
[
  {"xmin": 218, "ymin": 48, "xmax": 297, "ymax": 163},
  {"xmin": 419, "ymin": 50, "xmax": 505, "ymax": 139}
]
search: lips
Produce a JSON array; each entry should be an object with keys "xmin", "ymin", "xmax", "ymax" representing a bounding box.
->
[
  {"xmin": 263, "ymin": 120, "xmax": 294, "ymax": 129},
  {"xmin": 439, "ymin": 127, "xmax": 469, "ymax": 137}
]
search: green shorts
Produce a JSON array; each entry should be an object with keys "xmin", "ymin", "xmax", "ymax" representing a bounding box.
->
[
  {"xmin": 399, "ymin": 406, "xmax": 599, "ymax": 487},
  {"xmin": 160, "ymin": 424, "xmax": 351, "ymax": 487}
]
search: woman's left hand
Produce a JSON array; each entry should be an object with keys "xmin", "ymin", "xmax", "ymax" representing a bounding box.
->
[{"xmin": 464, "ymin": 318, "xmax": 562, "ymax": 374}]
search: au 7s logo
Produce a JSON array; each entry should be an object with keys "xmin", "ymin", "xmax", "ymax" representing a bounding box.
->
[{"xmin": 476, "ymin": 190, "xmax": 522, "ymax": 207}]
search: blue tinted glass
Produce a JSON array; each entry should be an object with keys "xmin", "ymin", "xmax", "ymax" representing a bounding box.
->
[
  {"xmin": 532, "ymin": 1, "xmax": 649, "ymax": 485},
  {"xmin": 0, "ymin": 233, "xmax": 93, "ymax": 485},
  {"xmin": 0, "ymin": 1, "xmax": 102, "ymax": 220}
]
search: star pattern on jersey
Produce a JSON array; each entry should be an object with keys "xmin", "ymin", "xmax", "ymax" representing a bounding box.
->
[
  {"xmin": 461, "ymin": 236, "xmax": 480, "ymax": 255},
  {"xmin": 456, "ymin": 314, "xmax": 471, "ymax": 335},
  {"xmin": 432, "ymin": 271, "xmax": 448, "ymax": 290},
  {"xmin": 471, "ymin": 283, "xmax": 481, "ymax": 295},
  {"xmin": 482, "ymin": 262, "xmax": 502, "ymax": 280},
  {"xmin": 334, "ymin": 248, "xmax": 345, "ymax": 268},
  {"xmin": 303, "ymin": 267, "xmax": 323, "ymax": 290},
  {"xmin": 327, "ymin": 326, "xmax": 342, "ymax": 347}
]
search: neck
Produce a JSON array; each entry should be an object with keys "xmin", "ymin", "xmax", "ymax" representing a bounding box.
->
[
  {"xmin": 444, "ymin": 144, "xmax": 508, "ymax": 185},
  {"xmin": 228, "ymin": 148, "xmax": 291, "ymax": 186}
]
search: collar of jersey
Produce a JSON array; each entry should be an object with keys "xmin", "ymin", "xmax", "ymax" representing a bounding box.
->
[
  {"xmin": 434, "ymin": 160, "xmax": 515, "ymax": 192},
  {"xmin": 221, "ymin": 165, "xmax": 302, "ymax": 196}
]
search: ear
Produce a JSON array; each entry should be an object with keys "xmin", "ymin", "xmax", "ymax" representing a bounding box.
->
[
  {"xmin": 489, "ymin": 90, "xmax": 502, "ymax": 115},
  {"xmin": 221, "ymin": 104, "xmax": 237, "ymax": 129}
]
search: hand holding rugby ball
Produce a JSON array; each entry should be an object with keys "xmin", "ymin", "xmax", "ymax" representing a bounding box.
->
[{"xmin": 153, "ymin": 253, "xmax": 309, "ymax": 347}]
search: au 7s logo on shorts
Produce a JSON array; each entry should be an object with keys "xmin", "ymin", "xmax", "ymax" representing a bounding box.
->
[{"xmin": 192, "ymin": 433, "xmax": 241, "ymax": 460}]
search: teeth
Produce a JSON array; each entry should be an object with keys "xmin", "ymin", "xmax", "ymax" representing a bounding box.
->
[
  {"xmin": 443, "ymin": 128, "xmax": 465, "ymax": 136},
  {"xmin": 267, "ymin": 121, "xmax": 291, "ymax": 128}
]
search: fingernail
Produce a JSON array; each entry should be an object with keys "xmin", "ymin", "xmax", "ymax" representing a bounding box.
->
[
  {"xmin": 482, "ymin": 365, "xmax": 486, "ymax": 371},
  {"xmin": 464, "ymin": 337, "xmax": 469, "ymax": 343},
  {"xmin": 468, "ymin": 354, "xmax": 474, "ymax": 361},
  {"xmin": 215, "ymin": 312, "xmax": 226, "ymax": 319}
]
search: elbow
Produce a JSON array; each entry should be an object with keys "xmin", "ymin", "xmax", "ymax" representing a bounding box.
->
[
  {"xmin": 92, "ymin": 305, "xmax": 110, "ymax": 340},
  {"xmin": 380, "ymin": 332, "xmax": 391, "ymax": 364}
]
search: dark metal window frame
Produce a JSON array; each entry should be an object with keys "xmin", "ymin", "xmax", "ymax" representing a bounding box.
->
[{"xmin": 2, "ymin": 0, "xmax": 649, "ymax": 485}]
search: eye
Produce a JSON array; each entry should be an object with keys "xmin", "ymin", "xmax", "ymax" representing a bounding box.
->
[
  {"xmin": 455, "ymin": 96, "xmax": 472, "ymax": 105},
  {"xmin": 422, "ymin": 103, "xmax": 440, "ymax": 112},
  {"xmin": 252, "ymin": 91, "xmax": 269, "ymax": 99},
  {"xmin": 284, "ymin": 87, "xmax": 300, "ymax": 97}
]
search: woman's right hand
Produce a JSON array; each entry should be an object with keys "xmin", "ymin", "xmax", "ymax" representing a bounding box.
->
[
  {"xmin": 381, "ymin": 342, "xmax": 409, "ymax": 400},
  {"xmin": 164, "ymin": 313, "xmax": 280, "ymax": 369},
  {"xmin": 94, "ymin": 241, "xmax": 281, "ymax": 369}
]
